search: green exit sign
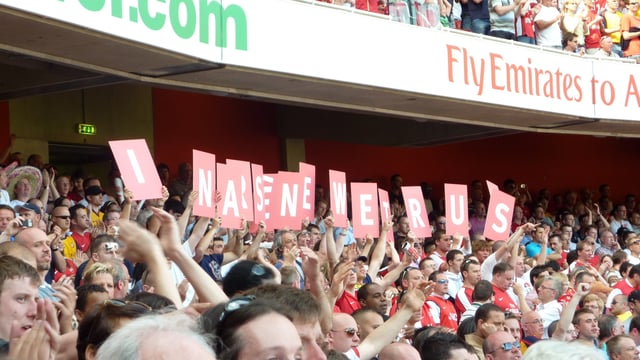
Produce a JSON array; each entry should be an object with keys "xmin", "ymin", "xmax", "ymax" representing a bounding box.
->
[{"xmin": 77, "ymin": 123, "xmax": 96, "ymax": 135}]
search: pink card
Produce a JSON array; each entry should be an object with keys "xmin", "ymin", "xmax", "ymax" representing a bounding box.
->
[
  {"xmin": 216, "ymin": 163, "xmax": 243, "ymax": 228},
  {"xmin": 192, "ymin": 150, "xmax": 216, "ymax": 218},
  {"xmin": 226, "ymin": 159, "xmax": 254, "ymax": 222},
  {"xmin": 329, "ymin": 170, "xmax": 348, "ymax": 226},
  {"xmin": 444, "ymin": 183, "xmax": 469, "ymax": 236},
  {"xmin": 269, "ymin": 172, "xmax": 303, "ymax": 230},
  {"xmin": 299, "ymin": 162, "xmax": 315, "ymax": 221},
  {"xmin": 378, "ymin": 189, "xmax": 394, "ymax": 242},
  {"xmin": 252, "ymin": 164, "xmax": 269, "ymax": 223},
  {"xmin": 484, "ymin": 189, "xmax": 515, "ymax": 240},
  {"xmin": 351, "ymin": 183, "xmax": 379, "ymax": 238},
  {"xmin": 401, "ymin": 186, "xmax": 430, "ymax": 238},
  {"xmin": 108, "ymin": 139, "xmax": 162, "ymax": 200}
]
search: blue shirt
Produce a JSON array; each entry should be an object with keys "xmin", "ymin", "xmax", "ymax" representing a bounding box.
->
[{"xmin": 525, "ymin": 241, "xmax": 552, "ymax": 258}]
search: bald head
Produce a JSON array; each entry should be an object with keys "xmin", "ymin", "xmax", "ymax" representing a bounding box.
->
[
  {"xmin": 483, "ymin": 331, "xmax": 521, "ymax": 359},
  {"xmin": 378, "ymin": 342, "xmax": 420, "ymax": 360},
  {"xmin": 14, "ymin": 227, "xmax": 51, "ymax": 273},
  {"xmin": 329, "ymin": 313, "xmax": 359, "ymax": 353}
]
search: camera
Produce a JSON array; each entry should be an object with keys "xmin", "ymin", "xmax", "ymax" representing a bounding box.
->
[{"xmin": 23, "ymin": 219, "xmax": 33, "ymax": 228}]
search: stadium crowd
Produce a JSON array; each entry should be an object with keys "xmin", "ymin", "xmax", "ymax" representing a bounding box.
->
[
  {"xmin": 1, "ymin": 144, "xmax": 640, "ymax": 359},
  {"xmin": 316, "ymin": 0, "xmax": 640, "ymax": 60}
]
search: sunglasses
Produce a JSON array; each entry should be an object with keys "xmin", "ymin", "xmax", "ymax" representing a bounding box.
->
[
  {"xmin": 436, "ymin": 279, "xmax": 448, "ymax": 284},
  {"xmin": 219, "ymin": 295, "xmax": 256, "ymax": 322},
  {"xmin": 490, "ymin": 341, "xmax": 520, "ymax": 353},
  {"xmin": 331, "ymin": 327, "xmax": 360, "ymax": 337},
  {"xmin": 54, "ymin": 215, "xmax": 71, "ymax": 220}
]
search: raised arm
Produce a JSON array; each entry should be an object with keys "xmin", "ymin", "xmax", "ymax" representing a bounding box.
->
[
  {"xmin": 368, "ymin": 220, "xmax": 393, "ymax": 279},
  {"xmin": 356, "ymin": 288, "xmax": 425, "ymax": 360},
  {"xmin": 118, "ymin": 219, "xmax": 182, "ymax": 307},
  {"xmin": 152, "ymin": 207, "xmax": 229, "ymax": 306},
  {"xmin": 177, "ymin": 190, "xmax": 198, "ymax": 240},
  {"xmin": 120, "ymin": 188, "xmax": 133, "ymax": 223},
  {"xmin": 552, "ymin": 283, "xmax": 590, "ymax": 340},
  {"xmin": 325, "ymin": 217, "xmax": 339, "ymax": 268},
  {"xmin": 194, "ymin": 217, "xmax": 220, "ymax": 263},
  {"xmin": 301, "ymin": 247, "xmax": 332, "ymax": 333}
]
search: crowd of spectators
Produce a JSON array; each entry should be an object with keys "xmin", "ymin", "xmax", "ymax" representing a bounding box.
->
[
  {"xmin": 315, "ymin": 0, "xmax": 640, "ymax": 60},
  {"xmin": 3, "ymin": 142, "xmax": 640, "ymax": 359}
]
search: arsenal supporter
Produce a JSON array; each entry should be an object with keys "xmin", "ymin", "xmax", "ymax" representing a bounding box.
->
[
  {"xmin": 525, "ymin": 225, "xmax": 552, "ymax": 259},
  {"xmin": 334, "ymin": 262, "xmax": 361, "ymax": 314},
  {"xmin": 625, "ymin": 233, "xmax": 640, "ymax": 265},
  {"xmin": 332, "ymin": 288, "xmax": 425, "ymax": 360},
  {"xmin": 534, "ymin": 276, "xmax": 563, "ymax": 335},
  {"xmin": 456, "ymin": 259, "xmax": 482, "ymax": 314},
  {"xmin": 583, "ymin": 0, "xmax": 604, "ymax": 54},
  {"xmin": 612, "ymin": 204, "xmax": 634, "ymax": 236},
  {"xmin": 430, "ymin": 230, "xmax": 452, "ymax": 269},
  {"xmin": 472, "ymin": 238, "xmax": 492, "ymax": 265},
  {"xmin": 465, "ymin": 303, "xmax": 506, "ymax": 360},
  {"xmin": 521, "ymin": 311, "xmax": 545, "ymax": 346},
  {"xmin": 356, "ymin": 283, "xmax": 388, "ymax": 318},
  {"xmin": 460, "ymin": 279, "xmax": 494, "ymax": 322},
  {"xmin": 603, "ymin": 0, "xmax": 624, "ymax": 56},
  {"xmin": 515, "ymin": 0, "xmax": 540, "ymax": 44},
  {"xmin": 535, "ymin": 0, "xmax": 563, "ymax": 49},
  {"xmin": 445, "ymin": 249, "xmax": 464, "ymax": 298},
  {"xmin": 569, "ymin": 240, "xmax": 597, "ymax": 271},
  {"xmin": 596, "ymin": 229, "xmax": 621, "ymax": 257},
  {"xmin": 491, "ymin": 262, "xmax": 521, "ymax": 315},
  {"xmin": 426, "ymin": 271, "xmax": 458, "ymax": 331},
  {"xmin": 395, "ymin": 267, "xmax": 435, "ymax": 328},
  {"xmin": 419, "ymin": 257, "xmax": 438, "ymax": 280},
  {"xmin": 68, "ymin": 204, "xmax": 92, "ymax": 256},
  {"xmin": 394, "ymin": 215, "xmax": 410, "ymax": 248},
  {"xmin": 0, "ymin": 204, "xmax": 14, "ymax": 235},
  {"xmin": 558, "ymin": 270, "xmax": 595, "ymax": 306},
  {"xmin": 609, "ymin": 265, "xmax": 640, "ymax": 308}
]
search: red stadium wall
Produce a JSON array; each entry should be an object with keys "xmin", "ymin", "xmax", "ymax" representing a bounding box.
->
[{"xmin": 152, "ymin": 88, "xmax": 281, "ymax": 175}]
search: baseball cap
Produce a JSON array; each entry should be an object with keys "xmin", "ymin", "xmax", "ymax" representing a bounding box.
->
[
  {"xmin": 85, "ymin": 186, "xmax": 103, "ymax": 196},
  {"xmin": 16, "ymin": 202, "xmax": 41, "ymax": 215},
  {"xmin": 629, "ymin": 290, "xmax": 640, "ymax": 303}
]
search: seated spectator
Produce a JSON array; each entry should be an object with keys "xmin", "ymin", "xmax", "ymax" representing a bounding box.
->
[
  {"xmin": 562, "ymin": 32, "xmax": 585, "ymax": 55},
  {"xmin": 594, "ymin": 36, "xmax": 622, "ymax": 57}
]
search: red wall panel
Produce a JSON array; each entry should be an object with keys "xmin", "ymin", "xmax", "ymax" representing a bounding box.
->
[{"xmin": 152, "ymin": 89, "xmax": 281, "ymax": 175}]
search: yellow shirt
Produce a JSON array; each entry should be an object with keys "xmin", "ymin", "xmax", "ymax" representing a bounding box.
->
[
  {"xmin": 62, "ymin": 235, "xmax": 76, "ymax": 259},
  {"xmin": 90, "ymin": 210, "xmax": 104, "ymax": 227}
]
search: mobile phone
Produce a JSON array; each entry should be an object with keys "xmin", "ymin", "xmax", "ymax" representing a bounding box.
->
[
  {"xmin": 402, "ymin": 242, "xmax": 411, "ymax": 252},
  {"xmin": 23, "ymin": 219, "xmax": 33, "ymax": 228}
]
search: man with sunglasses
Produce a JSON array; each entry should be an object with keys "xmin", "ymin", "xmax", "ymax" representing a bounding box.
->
[
  {"xmin": 50, "ymin": 205, "xmax": 73, "ymax": 259},
  {"xmin": 68, "ymin": 204, "xmax": 92, "ymax": 256},
  {"xmin": 427, "ymin": 271, "xmax": 458, "ymax": 331},
  {"xmin": 483, "ymin": 331, "xmax": 522, "ymax": 360}
]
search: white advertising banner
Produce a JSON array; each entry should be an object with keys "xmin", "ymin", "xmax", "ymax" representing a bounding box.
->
[{"xmin": 1, "ymin": 0, "xmax": 638, "ymax": 120}]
